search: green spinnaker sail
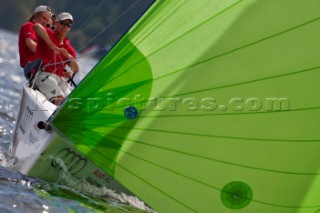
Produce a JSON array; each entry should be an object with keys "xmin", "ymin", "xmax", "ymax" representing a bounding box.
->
[{"xmin": 51, "ymin": 0, "xmax": 320, "ymax": 212}]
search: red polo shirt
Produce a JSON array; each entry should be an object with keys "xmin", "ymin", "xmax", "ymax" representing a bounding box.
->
[
  {"xmin": 18, "ymin": 22, "xmax": 37, "ymax": 67},
  {"xmin": 36, "ymin": 28, "xmax": 76, "ymax": 77}
]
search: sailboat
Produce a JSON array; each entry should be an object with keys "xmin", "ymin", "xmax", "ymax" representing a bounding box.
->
[{"xmin": 10, "ymin": 0, "xmax": 320, "ymax": 212}]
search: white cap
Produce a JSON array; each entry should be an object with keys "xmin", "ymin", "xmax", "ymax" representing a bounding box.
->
[
  {"xmin": 33, "ymin": 5, "xmax": 52, "ymax": 14},
  {"xmin": 57, "ymin": 12, "xmax": 73, "ymax": 23}
]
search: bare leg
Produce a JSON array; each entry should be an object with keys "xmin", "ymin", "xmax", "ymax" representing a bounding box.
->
[{"xmin": 49, "ymin": 96, "xmax": 65, "ymax": 106}]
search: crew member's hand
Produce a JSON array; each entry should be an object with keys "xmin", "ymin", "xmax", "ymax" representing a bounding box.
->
[
  {"xmin": 59, "ymin": 48, "xmax": 68, "ymax": 57},
  {"xmin": 63, "ymin": 71, "xmax": 73, "ymax": 79},
  {"xmin": 50, "ymin": 45, "xmax": 60, "ymax": 54}
]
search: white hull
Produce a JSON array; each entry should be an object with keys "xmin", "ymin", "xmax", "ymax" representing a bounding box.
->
[{"xmin": 9, "ymin": 85, "xmax": 130, "ymax": 194}]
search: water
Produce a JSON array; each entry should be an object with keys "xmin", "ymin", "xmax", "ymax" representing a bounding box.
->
[{"xmin": 0, "ymin": 28, "xmax": 153, "ymax": 213}]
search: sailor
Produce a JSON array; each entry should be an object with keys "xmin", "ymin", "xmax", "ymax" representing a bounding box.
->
[
  {"xmin": 33, "ymin": 12, "xmax": 79, "ymax": 106},
  {"xmin": 18, "ymin": 5, "xmax": 53, "ymax": 68}
]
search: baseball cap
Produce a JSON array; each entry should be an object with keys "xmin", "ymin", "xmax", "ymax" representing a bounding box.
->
[
  {"xmin": 33, "ymin": 5, "xmax": 52, "ymax": 14},
  {"xmin": 57, "ymin": 12, "xmax": 73, "ymax": 23}
]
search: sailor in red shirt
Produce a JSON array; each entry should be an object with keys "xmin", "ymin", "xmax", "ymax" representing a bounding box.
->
[
  {"xmin": 18, "ymin": 5, "xmax": 52, "ymax": 68},
  {"xmin": 34, "ymin": 12, "xmax": 79, "ymax": 105}
]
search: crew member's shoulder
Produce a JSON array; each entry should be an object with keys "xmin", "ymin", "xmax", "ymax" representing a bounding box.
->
[{"xmin": 21, "ymin": 21, "xmax": 35, "ymax": 28}]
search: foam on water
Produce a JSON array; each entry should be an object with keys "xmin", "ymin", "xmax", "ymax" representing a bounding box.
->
[{"xmin": 51, "ymin": 157, "xmax": 156, "ymax": 212}]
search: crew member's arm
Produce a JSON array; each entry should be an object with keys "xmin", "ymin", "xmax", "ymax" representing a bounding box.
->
[
  {"xmin": 33, "ymin": 23, "xmax": 60, "ymax": 54},
  {"xmin": 68, "ymin": 56, "xmax": 79, "ymax": 73},
  {"xmin": 60, "ymin": 48, "xmax": 79, "ymax": 73},
  {"xmin": 25, "ymin": 38, "xmax": 37, "ymax": 53}
]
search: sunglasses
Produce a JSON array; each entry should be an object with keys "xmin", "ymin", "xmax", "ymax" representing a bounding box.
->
[
  {"xmin": 46, "ymin": 23, "xmax": 56, "ymax": 30},
  {"xmin": 59, "ymin": 20, "xmax": 72, "ymax": 28}
]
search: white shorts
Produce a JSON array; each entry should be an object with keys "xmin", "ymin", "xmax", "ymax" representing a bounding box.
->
[{"xmin": 35, "ymin": 72, "xmax": 72, "ymax": 101}]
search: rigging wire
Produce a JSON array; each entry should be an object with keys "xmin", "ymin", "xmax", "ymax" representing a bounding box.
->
[
  {"xmin": 77, "ymin": 0, "xmax": 142, "ymax": 53},
  {"xmin": 69, "ymin": 0, "xmax": 108, "ymax": 40}
]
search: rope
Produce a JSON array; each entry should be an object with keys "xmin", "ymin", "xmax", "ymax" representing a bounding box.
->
[
  {"xmin": 70, "ymin": 0, "xmax": 108, "ymax": 41},
  {"xmin": 77, "ymin": 0, "xmax": 142, "ymax": 53}
]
